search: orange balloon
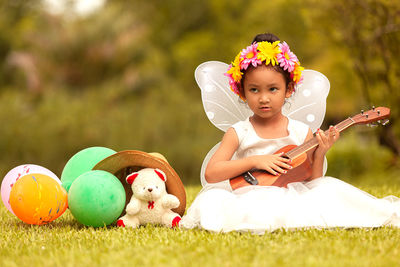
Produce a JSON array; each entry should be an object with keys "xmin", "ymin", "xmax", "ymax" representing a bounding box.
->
[{"xmin": 9, "ymin": 173, "xmax": 68, "ymax": 225}]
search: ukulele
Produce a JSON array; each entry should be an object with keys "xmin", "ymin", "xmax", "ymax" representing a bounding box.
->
[{"xmin": 229, "ymin": 107, "xmax": 390, "ymax": 190}]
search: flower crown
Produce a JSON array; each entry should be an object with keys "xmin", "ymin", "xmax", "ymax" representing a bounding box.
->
[{"xmin": 225, "ymin": 41, "xmax": 304, "ymax": 98}]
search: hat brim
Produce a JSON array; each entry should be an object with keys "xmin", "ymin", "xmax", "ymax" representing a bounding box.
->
[{"xmin": 93, "ymin": 150, "xmax": 186, "ymax": 216}]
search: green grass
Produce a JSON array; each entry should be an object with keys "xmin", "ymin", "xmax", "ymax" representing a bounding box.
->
[{"xmin": 1, "ymin": 184, "xmax": 400, "ymax": 267}]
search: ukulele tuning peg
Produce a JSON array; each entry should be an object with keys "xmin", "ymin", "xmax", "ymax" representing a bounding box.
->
[
  {"xmin": 382, "ymin": 119, "xmax": 390, "ymax": 126},
  {"xmin": 367, "ymin": 123, "xmax": 378, "ymax": 128},
  {"xmin": 372, "ymin": 106, "xmax": 375, "ymax": 111},
  {"xmin": 361, "ymin": 109, "xmax": 364, "ymax": 115}
]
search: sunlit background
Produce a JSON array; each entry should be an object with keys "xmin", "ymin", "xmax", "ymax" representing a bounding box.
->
[
  {"xmin": 0, "ymin": 0, "xmax": 399, "ymax": 185},
  {"xmin": 44, "ymin": 0, "xmax": 105, "ymax": 16}
]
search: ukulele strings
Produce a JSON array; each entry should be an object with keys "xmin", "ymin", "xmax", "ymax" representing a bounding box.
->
[{"xmin": 285, "ymin": 118, "xmax": 355, "ymax": 159}]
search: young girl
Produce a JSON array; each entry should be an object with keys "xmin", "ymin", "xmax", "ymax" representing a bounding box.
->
[{"xmin": 180, "ymin": 33, "xmax": 400, "ymax": 234}]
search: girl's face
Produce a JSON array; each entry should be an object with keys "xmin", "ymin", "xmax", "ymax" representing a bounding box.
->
[{"xmin": 242, "ymin": 64, "xmax": 293, "ymax": 121}]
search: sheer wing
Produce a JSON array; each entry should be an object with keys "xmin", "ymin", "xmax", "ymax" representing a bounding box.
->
[
  {"xmin": 200, "ymin": 142, "xmax": 220, "ymax": 187},
  {"xmin": 283, "ymin": 70, "xmax": 330, "ymax": 133},
  {"xmin": 195, "ymin": 61, "xmax": 252, "ymax": 132}
]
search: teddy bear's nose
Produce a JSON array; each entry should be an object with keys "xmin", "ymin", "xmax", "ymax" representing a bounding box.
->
[{"xmin": 148, "ymin": 188, "xmax": 153, "ymax": 192}]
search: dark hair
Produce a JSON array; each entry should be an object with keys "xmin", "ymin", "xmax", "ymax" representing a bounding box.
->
[
  {"xmin": 239, "ymin": 33, "xmax": 292, "ymax": 98},
  {"xmin": 252, "ymin": 33, "xmax": 280, "ymax": 43}
]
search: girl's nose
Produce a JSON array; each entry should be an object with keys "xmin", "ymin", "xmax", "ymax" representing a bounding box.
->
[{"xmin": 259, "ymin": 93, "xmax": 269, "ymax": 103}]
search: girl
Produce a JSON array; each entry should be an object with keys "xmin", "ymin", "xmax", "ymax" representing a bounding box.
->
[{"xmin": 180, "ymin": 33, "xmax": 400, "ymax": 234}]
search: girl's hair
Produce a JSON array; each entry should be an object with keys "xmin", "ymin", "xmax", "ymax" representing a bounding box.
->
[
  {"xmin": 239, "ymin": 33, "xmax": 292, "ymax": 97},
  {"xmin": 252, "ymin": 33, "xmax": 280, "ymax": 43}
]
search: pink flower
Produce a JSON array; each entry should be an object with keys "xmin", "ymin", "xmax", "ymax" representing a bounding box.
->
[
  {"xmin": 229, "ymin": 80, "xmax": 239, "ymax": 95},
  {"xmin": 224, "ymin": 67, "xmax": 240, "ymax": 95},
  {"xmin": 239, "ymin": 43, "xmax": 261, "ymax": 70},
  {"xmin": 277, "ymin": 42, "xmax": 298, "ymax": 72}
]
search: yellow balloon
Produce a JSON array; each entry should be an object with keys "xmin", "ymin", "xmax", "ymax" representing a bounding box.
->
[{"xmin": 9, "ymin": 173, "xmax": 68, "ymax": 225}]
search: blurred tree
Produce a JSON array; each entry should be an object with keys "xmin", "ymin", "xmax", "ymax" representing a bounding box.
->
[
  {"xmin": 310, "ymin": 0, "xmax": 400, "ymax": 157},
  {"xmin": 0, "ymin": 0, "xmax": 44, "ymax": 92}
]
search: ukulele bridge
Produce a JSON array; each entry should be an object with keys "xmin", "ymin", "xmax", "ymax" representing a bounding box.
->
[{"xmin": 243, "ymin": 171, "xmax": 258, "ymax": 185}]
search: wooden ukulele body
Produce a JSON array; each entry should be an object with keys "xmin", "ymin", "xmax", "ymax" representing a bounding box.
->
[{"xmin": 229, "ymin": 145, "xmax": 313, "ymax": 190}]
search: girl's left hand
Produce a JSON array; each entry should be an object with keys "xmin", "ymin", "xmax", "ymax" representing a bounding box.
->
[{"xmin": 314, "ymin": 126, "xmax": 340, "ymax": 158}]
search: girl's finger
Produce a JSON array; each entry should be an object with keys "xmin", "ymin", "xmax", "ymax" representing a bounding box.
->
[
  {"xmin": 273, "ymin": 166, "xmax": 287, "ymax": 174},
  {"xmin": 266, "ymin": 164, "xmax": 286, "ymax": 175},
  {"xmin": 276, "ymin": 156, "xmax": 291, "ymax": 163},
  {"xmin": 275, "ymin": 160, "xmax": 292, "ymax": 170},
  {"xmin": 276, "ymin": 152, "xmax": 290, "ymax": 161},
  {"xmin": 265, "ymin": 167, "xmax": 278, "ymax": 176},
  {"xmin": 272, "ymin": 154, "xmax": 290, "ymax": 163},
  {"xmin": 316, "ymin": 130, "xmax": 327, "ymax": 146},
  {"xmin": 322, "ymin": 130, "xmax": 331, "ymax": 146},
  {"xmin": 319, "ymin": 129, "xmax": 328, "ymax": 140},
  {"xmin": 328, "ymin": 126, "xmax": 340, "ymax": 143},
  {"xmin": 329, "ymin": 126, "xmax": 336, "ymax": 139},
  {"xmin": 334, "ymin": 127, "xmax": 340, "ymax": 141}
]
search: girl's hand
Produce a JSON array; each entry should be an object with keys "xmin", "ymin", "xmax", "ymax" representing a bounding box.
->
[
  {"xmin": 314, "ymin": 126, "xmax": 340, "ymax": 158},
  {"xmin": 251, "ymin": 153, "xmax": 292, "ymax": 176}
]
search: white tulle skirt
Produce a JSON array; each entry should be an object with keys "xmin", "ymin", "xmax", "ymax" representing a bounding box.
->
[{"xmin": 180, "ymin": 177, "xmax": 400, "ymax": 234}]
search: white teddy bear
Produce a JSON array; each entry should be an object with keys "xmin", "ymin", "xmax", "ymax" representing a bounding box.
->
[{"xmin": 116, "ymin": 168, "xmax": 181, "ymax": 228}]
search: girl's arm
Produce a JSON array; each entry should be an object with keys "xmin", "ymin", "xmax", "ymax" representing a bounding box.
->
[
  {"xmin": 205, "ymin": 128, "xmax": 291, "ymax": 183},
  {"xmin": 305, "ymin": 126, "xmax": 340, "ymax": 179}
]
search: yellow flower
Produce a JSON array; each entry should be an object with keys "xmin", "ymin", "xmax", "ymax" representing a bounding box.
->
[
  {"xmin": 257, "ymin": 41, "xmax": 281, "ymax": 66},
  {"xmin": 227, "ymin": 65, "xmax": 242, "ymax": 82},
  {"xmin": 292, "ymin": 62, "xmax": 304, "ymax": 83},
  {"xmin": 232, "ymin": 52, "xmax": 242, "ymax": 68}
]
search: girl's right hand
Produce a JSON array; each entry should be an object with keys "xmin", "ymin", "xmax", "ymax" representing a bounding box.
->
[{"xmin": 250, "ymin": 153, "xmax": 292, "ymax": 176}]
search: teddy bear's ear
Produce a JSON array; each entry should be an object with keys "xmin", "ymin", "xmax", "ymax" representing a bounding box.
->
[
  {"xmin": 126, "ymin": 172, "xmax": 139, "ymax": 184},
  {"xmin": 154, "ymin": 169, "xmax": 166, "ymax": 182}
]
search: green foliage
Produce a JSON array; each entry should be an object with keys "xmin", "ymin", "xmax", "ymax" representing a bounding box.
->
[
  {"xmin": 308, "ymin": 0, "xmax": 400, "ymax": 154},
  {"xmin": 1, "ymin": 185, "xmax": 400, "ymax": 266},
  {"xmin": 0, "ymin": 85, "xmax": 220, "ymax": 183},
  {"xmin": 326, "ymin": 131, "xmax": 400, "ymax": 185}
]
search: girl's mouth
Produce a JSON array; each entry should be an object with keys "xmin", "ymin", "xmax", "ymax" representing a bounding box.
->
[{"xmin": 260, "ymin": 106, "xmax": 271, "ymax": 111}]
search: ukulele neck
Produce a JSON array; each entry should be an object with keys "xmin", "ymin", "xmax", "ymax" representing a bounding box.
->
[{"xmin": 285, "ymin": 117, "xmax": 355, "ymax": 159}]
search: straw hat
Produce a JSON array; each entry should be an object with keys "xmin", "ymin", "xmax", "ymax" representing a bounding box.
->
[{"xmin": 93, "ymin": 150, "xmax": 186, "ymax": 216}]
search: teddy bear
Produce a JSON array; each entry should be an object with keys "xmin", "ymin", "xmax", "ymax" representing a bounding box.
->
[{"xmin": 116, "ymin": 168, "xmax": 181, "ymax": 228}]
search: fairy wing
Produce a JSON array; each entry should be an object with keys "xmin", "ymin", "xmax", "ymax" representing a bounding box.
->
[
  {"xmin": 195, "ymin": 61, "xmax": 252, "ymax": 132},
  {"xmin": 196, "ymin": 61, "xmax": 330, "ymax": 187},
  {"xmin": 282, "ymin": 70, "xmax": 330, "ymax": 133}
]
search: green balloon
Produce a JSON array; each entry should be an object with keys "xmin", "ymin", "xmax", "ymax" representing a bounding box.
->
[
  {"xmin": 61, "ymin": 147, "xmax": 116, "ymax": 192},
  {"xmin": 68, "ymin": 170, "xmax": 126, "ymax": 227}
]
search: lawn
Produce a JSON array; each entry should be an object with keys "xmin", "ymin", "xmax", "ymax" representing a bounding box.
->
[{"xmin": 1, "ymin": 184, "xmax": 400, "ymax": 267}]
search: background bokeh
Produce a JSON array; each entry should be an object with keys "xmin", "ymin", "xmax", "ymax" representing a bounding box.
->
[{"xmin": 0, "ymin": 0, "xmax": 399, "ymax": 185}]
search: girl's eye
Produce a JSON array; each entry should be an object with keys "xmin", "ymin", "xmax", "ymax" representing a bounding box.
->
[
  {"xmin": 270, "ymin": 87, "xmax": 278, "ymax": 92},
  {"xmin": 250, "ymin": 88, "xmax": 258, "ymax": 93}
]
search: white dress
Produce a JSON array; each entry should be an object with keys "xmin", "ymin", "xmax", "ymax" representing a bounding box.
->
[{"xmin": 180, "ymin": 117, "xmax": 400, "ymax": 234}]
